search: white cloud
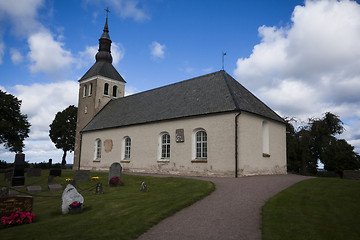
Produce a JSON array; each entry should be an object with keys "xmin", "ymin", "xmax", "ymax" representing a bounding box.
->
[
  {"xmin": 28, "ymin": 31, "xmax": 75, "ymax": 75},
  {"xmin": 150, "ymin": 41, "xmax": 166, "ymax": 59},
  {"xmin": 10, "ymin": 48, "xmax": 23, "ymax": 64},
  {"xmin": 234, "ymin": 0, "xmax": 360, "ymax": 152},
  {"xmin": 13, "ymin": 81, "xmax": 78, "ymax": 141},
  {"xmin": 109, "ymin": 0, "xmax": 150, "ymax": 21},
  {"xmin": 0, "ymin": 0, "xmax": 45, "ymax": 36},
  {"xmin": 125, "ymin": 86, "xmax": 138, "ymax": 96}
]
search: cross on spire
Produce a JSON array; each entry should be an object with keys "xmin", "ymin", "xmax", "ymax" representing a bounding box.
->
[{"xmin": 104, "ymin": 7, "xmax": 110, "ymax": 18}]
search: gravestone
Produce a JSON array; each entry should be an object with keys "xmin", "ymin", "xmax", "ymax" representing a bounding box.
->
[
  {"xmin": 74, "ymin": 170, "xmax": 90, "ymax": 182},
  {"xmin": 11, "ymin": 153, "xmax": 25, "ymax": 187},
  {"xmin": 61, "ymin": 184, "xmax": 84, "ymax": 214},
  {"xmin": 48, "ymin": 175, "xmax": 54, "ymax": 184},
  {"xmin": 49, "ymin": 169, "xmax": 61, "ymax": 177},
  {"xmin": 140, "ymin": 182, "xmax": 147, "ymax": 192},
  {"xmin": 0, "ymin": 196, "xmax": 33, "ymax": 217},
  {"xmin": 48, "ymin": 159, "xmax": 52, "ymax": 169},
  {"xmin": 48, "ymin": 184, "xmax": 63, "ymax": 191},
  {"xmin": 26, "ymin": 186, "xmax": 42, "ymax": 193},
  {"xmin": 27, "ymin": 168, "xmax": 41, "ymax": 178},
  {"xmin": 108, "ymin": 162, "xmax": 122, "ymax": 185},
  {"xmin": 95, "ymin": 183, "xmax": 103, "ymax": 195}
]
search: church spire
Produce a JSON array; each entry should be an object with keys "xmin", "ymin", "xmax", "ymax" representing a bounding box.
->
[{"xmin": 95, "ymin": 10, "xmax": 113, "ymax": 63}]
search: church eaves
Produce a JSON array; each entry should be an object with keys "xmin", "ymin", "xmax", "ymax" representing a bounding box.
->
[
  {"xmin": 82, "ymin": 70, "xmax": 284, "ymax": 132},
  {"xmin": 79, "ymin": 17, "xmax": 125, "ymax": 83}
]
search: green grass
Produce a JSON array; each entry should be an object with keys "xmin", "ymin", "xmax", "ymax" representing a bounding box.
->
[
  {"xmin": 1, "ymin": 170, "xmax": 214, "ymax": 240},
  {"xmin": 262, "ymin": 178, "xmax": 360, "ymax": 240}
]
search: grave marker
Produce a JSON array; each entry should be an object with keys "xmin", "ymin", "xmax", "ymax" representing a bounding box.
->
[
  {"xmin": 74, "ymin": 170, "xmax": 90, "ymax": 182},
  {"xmin": 49, "ymin": 169, "xmax": 62, "ymax": 177},
  {"xmin": 48, "ymin": 184, "xmax": 63, "ymax": 191},
  {"xmin": 108, "ymin": 162, "xmax": 122, "ymax": 185},
  {"xmin": 0, "ymin": 196, "xmax": 33, "ymax": 217},
  {"xmin": 26, "ymin": 186, "xmax": 42, "ymax": 193},
  {"xmin": 27, "ymin": 168, "xmax": 42, "ymax": 178},
  {"xmin": 11, "ymin": 153, "xmax": 25, "ymax": 187}
]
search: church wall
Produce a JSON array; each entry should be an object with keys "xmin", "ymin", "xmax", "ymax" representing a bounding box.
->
[
  {"xmin": 79, "ymin": 113, "xmax": 237, "ymax": 177},
  {"xmin": 237, "ymin": 112, "xmax": 287, "ymax": 176}
]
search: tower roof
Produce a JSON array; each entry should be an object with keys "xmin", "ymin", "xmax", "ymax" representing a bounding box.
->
[
  {"xmin": 82, "ymin": 70, "xmax": 284, "ymax": 132},
  {"xmin": 79, "ymin": 17, "xmax": 125, "ymax": 83}
]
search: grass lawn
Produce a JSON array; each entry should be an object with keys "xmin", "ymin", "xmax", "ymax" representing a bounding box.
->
[
  {"xmin": 1, "ymin": 170, "xmax": 214, "ymax": 240},
  {"xmin": 262, "ymin": 178, "xmax": 360, "ymax": 240}
]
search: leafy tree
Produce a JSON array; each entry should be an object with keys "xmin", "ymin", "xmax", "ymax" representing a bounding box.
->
[
  {"xmin": 49, "ymin": 105, "xmax": 77, "ymax": 168},
  {"xmin": 286, "ymin": 112, "xmax": 360, "ymax": 176},
  {"xmin": 0, "ymin": 90, "xmax": 31, "ymax": 152}
]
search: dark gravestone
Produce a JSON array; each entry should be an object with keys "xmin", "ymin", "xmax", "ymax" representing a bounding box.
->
[
  {"xmin": 0, "ymin": 196, "xmax": 33, "ymax": 217},
  {"xmin": 26, "ymin": 186, "xmax": 42, "ymax": 193},
  {"xmin": 48, "ymin": 184, "xmax": 63, "ymax": 191},
  {"xmin": 11, "ymin": 153, "xmax": 25, "ymax": 187},
  {"xmin": 48, "ymin": 175, "xmax": 54, "ymax": 184},
  {"xmin": 74, "ymin": 170, "xmax": 90, "ymax": 182},
  {"xmin": 49, "ymin": 169, "xmax": 61, "ymax": 177},
  {"xmin": 48, "ymin": 159, "xmax": 52, "ymax": 169},
  {"xmin": 108, "ymin": 162, "xmax": 122, "ymax": 185},
  {"xmin": 27, "ymin": 168, "xmax": 42, "ymax": 178}
]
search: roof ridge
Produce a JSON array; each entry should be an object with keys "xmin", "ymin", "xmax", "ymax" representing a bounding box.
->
[{"xmin": 221, "ymin": 70, "xmax": 241, "ymax": 110}]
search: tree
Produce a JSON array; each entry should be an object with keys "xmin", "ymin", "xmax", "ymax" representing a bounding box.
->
[
  {"xmin": 49, "ymin": 105, "xmax": 77, "ymax": 168},
  {"xmin": 0, "ymin": 90, "xmax": 31, "ymax": 153},
  {"xmin": 286, "ymin": 112, "xmax": 360, "ymax": 176}
]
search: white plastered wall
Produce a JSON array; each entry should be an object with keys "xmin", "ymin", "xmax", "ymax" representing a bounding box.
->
[
  {"xmin": 79, "ymin": 113, "xmax": 237, "ymax": 177},
  {"xmin": 237, "ymin": 112, "xmax": 287, "ymax": 176}
]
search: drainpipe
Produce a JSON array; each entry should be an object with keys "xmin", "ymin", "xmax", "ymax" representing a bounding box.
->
[
  {"xmin": 78, "ymin": 132, "xmax": 83, "ymax": 170},
  {"xmin": 235, "ymin": 112, "xmax": 241, "ymax": 178}
]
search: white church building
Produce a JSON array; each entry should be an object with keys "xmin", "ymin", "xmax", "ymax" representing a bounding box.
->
[{"xmin": 73, "ymin": 18, "xmax": 287, "ymax": 177}]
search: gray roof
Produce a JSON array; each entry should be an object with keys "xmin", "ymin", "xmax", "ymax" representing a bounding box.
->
[
  {"xmin": 82, "ymin": 70, "xmax": 284, "ymax": 132},
  {"xmin": 79, "ymin": 61, "xmax": 126, "ymax": 82}
]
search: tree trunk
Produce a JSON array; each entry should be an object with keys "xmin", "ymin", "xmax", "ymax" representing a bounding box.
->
[{"xmin": 62, "ymin": 150, "xmax": 67, "ymax": 169}]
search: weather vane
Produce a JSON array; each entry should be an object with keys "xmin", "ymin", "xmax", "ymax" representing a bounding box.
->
[
  {"xmin": 222, "ymin": 51, "xmax": 227, "ymax": 70},
  {"xmin": 104, "ymin": 7, "xmax": 110, "ymax": 18}
]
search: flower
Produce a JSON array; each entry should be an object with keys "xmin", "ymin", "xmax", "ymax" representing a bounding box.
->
[
  {"xmin": 109, "ymin": 176, "xmax": 120, "ymax": 185},
  {"xmin": 1, "ymin": 211, "xmax": 35, "ymax": 228},
  {"xmin": 91, "ymin": 176, "xmax": 99, "ymax": 181},
  {"xmin": 69, "ymin": 201, "xmax": 82, "ymax": 209},
  {"xmin": 65, "ymin": 178, "xmax": 72, "ymax": 182}
]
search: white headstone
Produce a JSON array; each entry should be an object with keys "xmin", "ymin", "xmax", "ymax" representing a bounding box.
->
[{"xmin": 61, "ymin": 184, "xmax": 84, "ymax": 214}]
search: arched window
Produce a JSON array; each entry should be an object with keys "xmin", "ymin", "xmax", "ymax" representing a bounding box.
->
[
  {"xmin": 113, "ymin": 85, "xmax": 117, "ymax": 97},
  {"xmin": 104, "ymin": 83, "xmax": 109, "ymax": 95},
  {"xmin": 195, "ymin": 130, "xmax": 207, "ymax": 159},
  {"xmin": 124, "ymin": 137, "xmax": 131, "ymax": 159},
  {"xmin": 161, "ymin": 133, "xmax": 170, "ymax": 159},
  {"xmin": 88, "ymin": 83, "xmax": 93, "ymax": 96},
  {"xmin": 262, "ymin": 121, "xmax": 270, "ymax": 156},
  {"xmin": 83, "ymin": 84, "xmax": 87, "ymax": 98},
  {"xmin": 95, "ymin": 138, "xmax": 101, "ymax": 159}
]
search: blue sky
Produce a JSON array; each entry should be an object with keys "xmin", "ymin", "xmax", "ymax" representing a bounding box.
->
[{"xmin": 1, "ymin": 0, "xmax": 360, "ymax": 164}]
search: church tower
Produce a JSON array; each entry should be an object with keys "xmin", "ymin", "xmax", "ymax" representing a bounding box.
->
[{"xmin": 73, "ymin": 16, "xmax": 126, "ymax": 169}]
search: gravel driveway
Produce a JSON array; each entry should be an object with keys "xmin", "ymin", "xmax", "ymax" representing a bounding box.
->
[{"xmin": 137, "ymin": 174, "xmax": 311, "ymax": 240}]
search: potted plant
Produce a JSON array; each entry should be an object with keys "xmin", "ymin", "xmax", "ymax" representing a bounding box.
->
[{"xmin": 68, "ymin": 201, "xmax": 82, "ymax": 214}]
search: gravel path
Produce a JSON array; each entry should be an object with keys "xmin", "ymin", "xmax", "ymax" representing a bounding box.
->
[{"xmin": 137, "ymin": 174, "xmax": 311, "ymax": 240}]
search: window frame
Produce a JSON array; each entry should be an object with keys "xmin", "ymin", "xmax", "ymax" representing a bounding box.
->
[
  {"xmin": 94, "ymin": 138, "xmax": 101, "ymax": 160},
  {"xmin": 104, "ymin": 83, "xmax": 109, "ymax": 96},
  {"xmin": 195, "ymin": 129, "xmax": 207, "ymax": 159},
  {"xmin": 160, "ymin": 133, "xmax": 170, "ymax": 159},
  {"xmin": 83, "ymin": 84, "xmax": 87, "ymax": 98},
  {"xmin": 123, "ymin": 137, "xmax": 131, "ymax": 160}
]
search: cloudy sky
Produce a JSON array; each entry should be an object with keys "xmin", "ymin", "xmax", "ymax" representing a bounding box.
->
[{"xmin": 0, "ymin": 0, "xmax": 359, "ymax": 164}]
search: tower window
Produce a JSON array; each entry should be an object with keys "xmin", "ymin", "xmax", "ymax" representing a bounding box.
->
[
  {"xmin": 104, "ymin": 83, "xmax": 109, "ymax": 95},
  {"xmin": 89, "ymin": 83, "xmax": 93, "ymax": 96},
  {"xmin": 113, "ymin": 86, "xmax": 117, "ymax": 97},
  {"xmin": 83, "ymin": 85, "xmax": 87, "ymax": 98}
]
